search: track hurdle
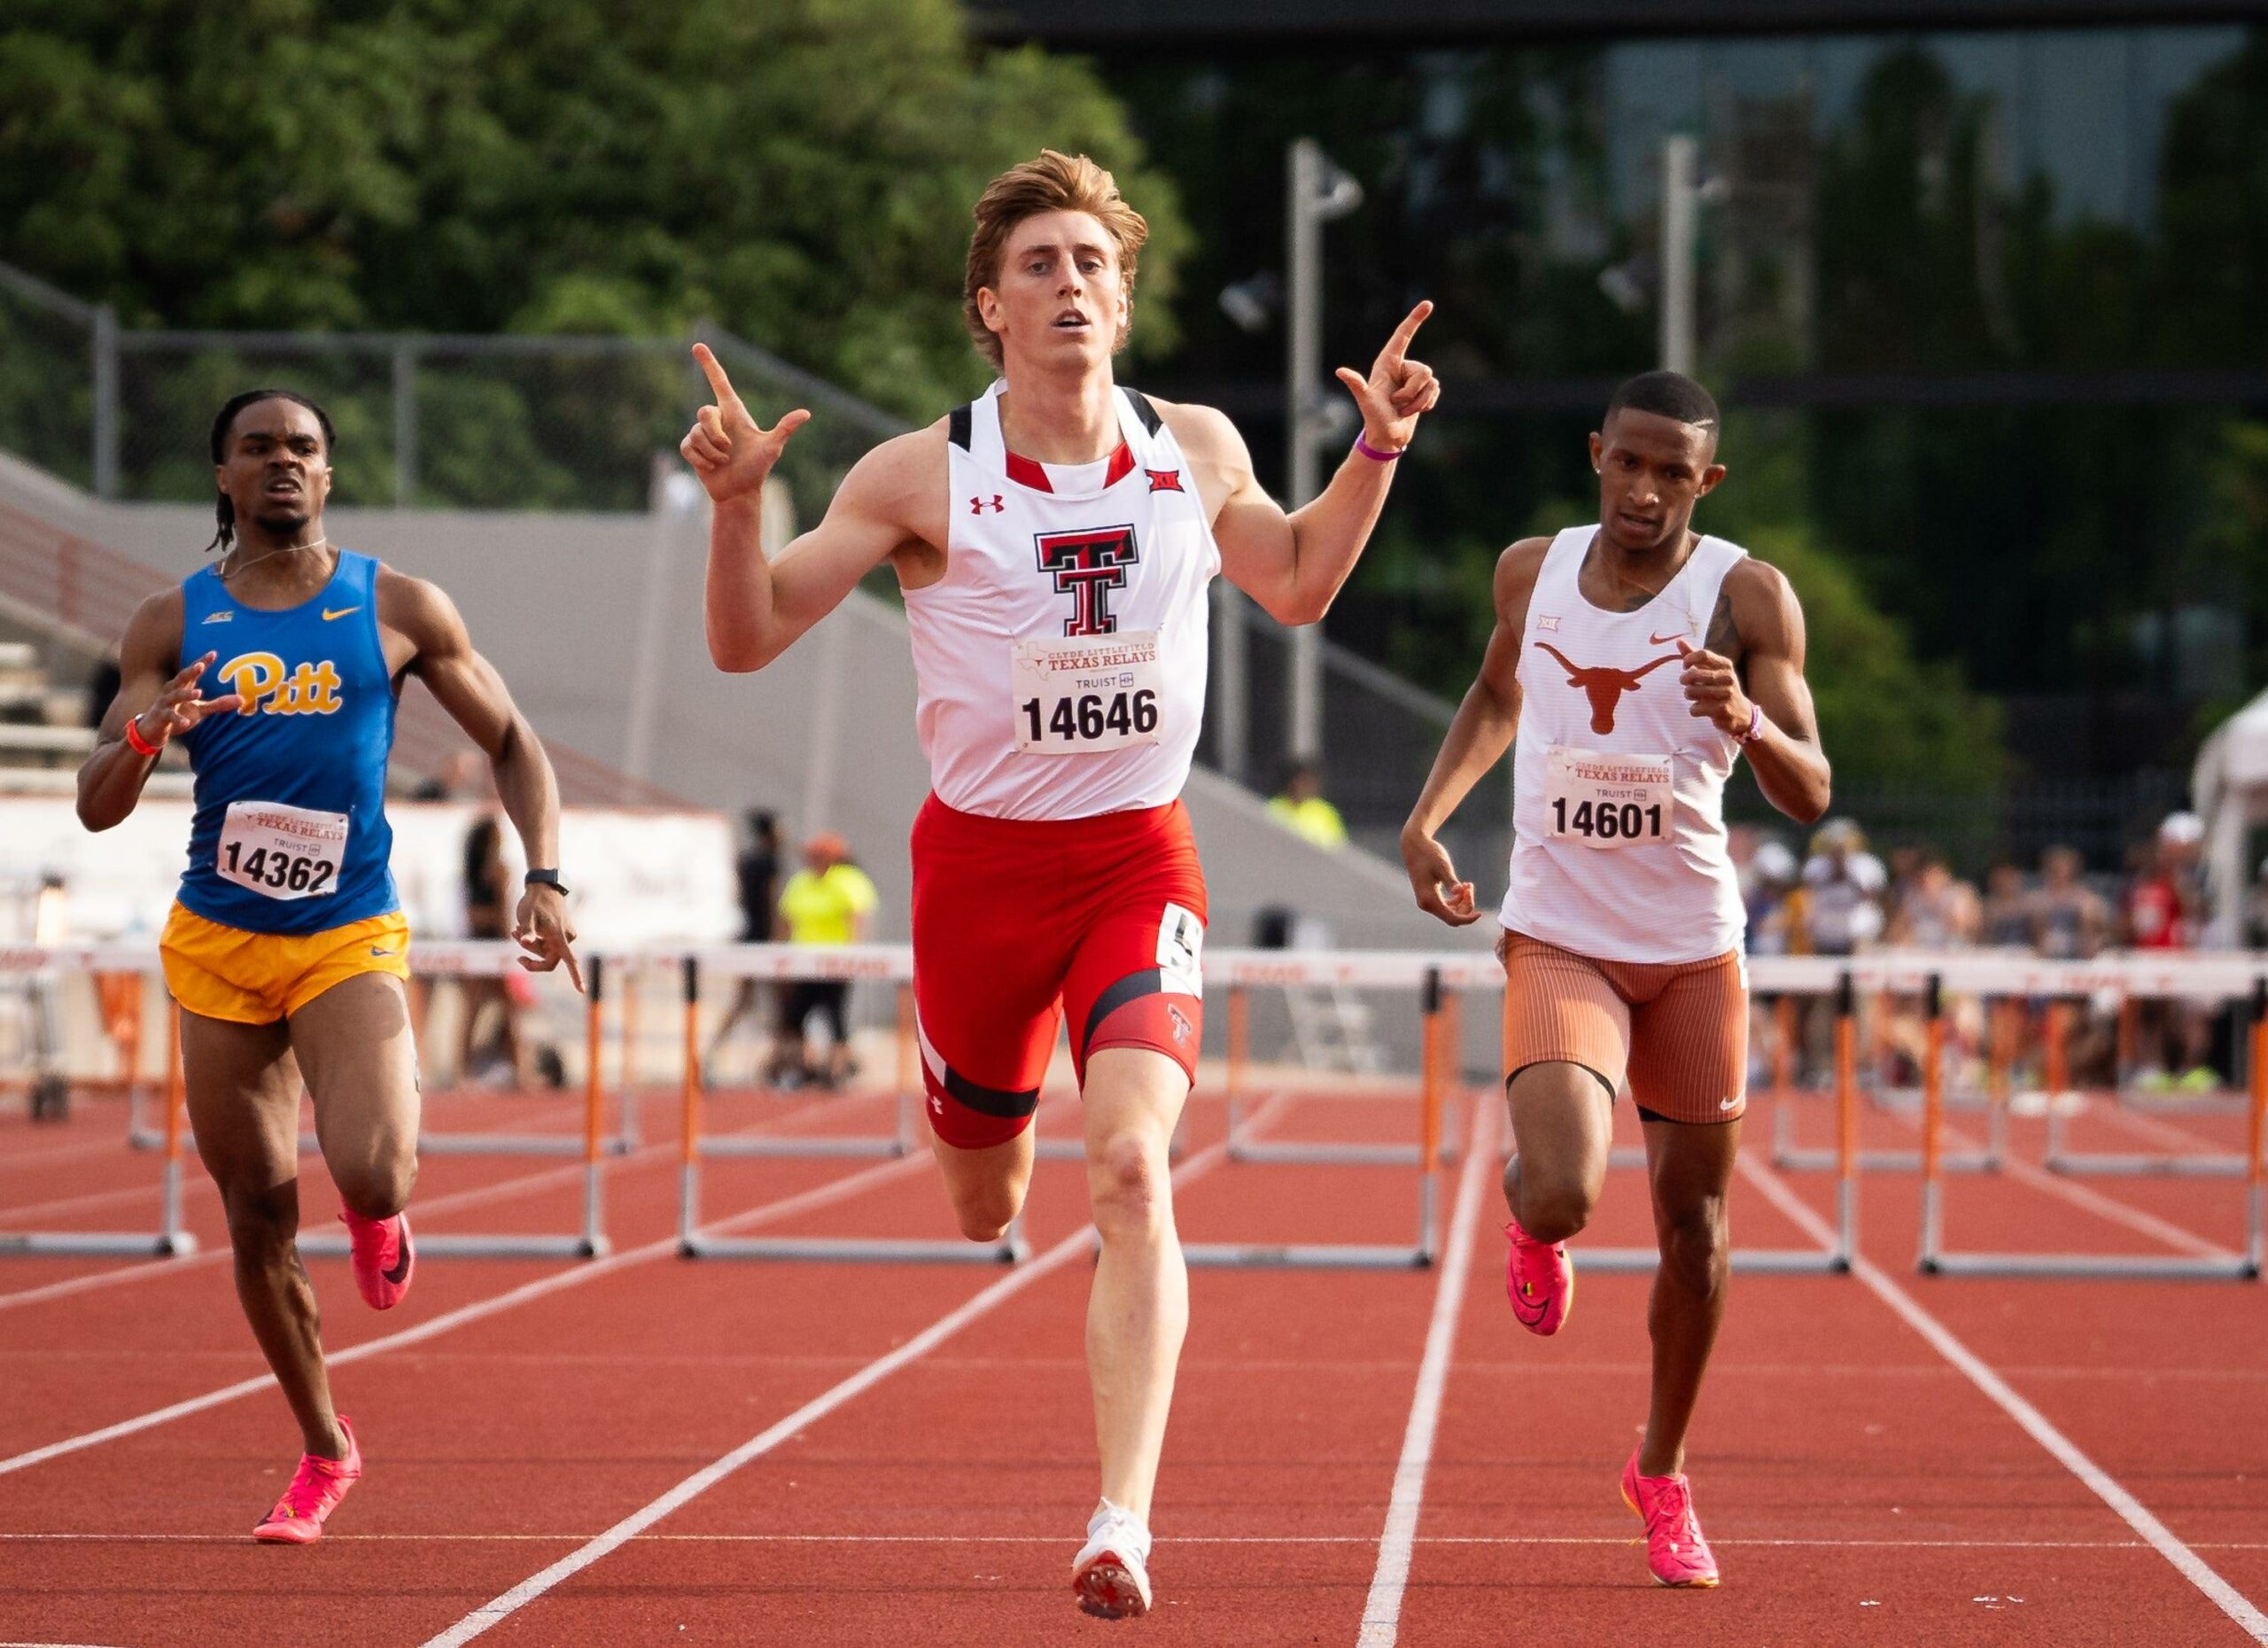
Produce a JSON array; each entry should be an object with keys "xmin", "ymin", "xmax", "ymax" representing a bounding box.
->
[
  {"xmin": 1918, "ymin": 959, "xmax": 2264, "ymax": 1280},
  {"xmin": 1221, "ymin": 972, "xmax": 1461, "ymax": 1168},
  {"xmin": 2043, "ymin": 966, "xmax": 2255, "ymax": 1178},
  {"xmin": 0, "ymin": 944, "xmax": 196, "ymax": 1258},
  {"xmin": 1771, "ymin": 964, "xmax": 2003, "ymax": 1174},
  {"xmin": 1184, "ymin": 952, "xmax": 1476, "ymax": 1271},
  {"xmin": 297, "ymin": 951, "xmax": 615, "ymax": 1261},
  {"xmin": 678, "ymin": 947, "xmax": 1027, "ymax": 1263}
]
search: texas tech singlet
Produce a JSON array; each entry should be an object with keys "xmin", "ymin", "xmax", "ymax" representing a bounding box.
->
[{"xmin": 905, "ymin": 381, "xmax": 1217, "ymax": 821}]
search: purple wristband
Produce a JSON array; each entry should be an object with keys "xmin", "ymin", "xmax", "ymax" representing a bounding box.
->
[{"xmin": 1353, "ymin": 432, "xmax": 1405, "ymax": 463}]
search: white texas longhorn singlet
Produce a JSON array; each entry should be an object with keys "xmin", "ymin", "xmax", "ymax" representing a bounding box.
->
[
  {"xmin": 907, "ymin": 380, "xmax": 1219, "ymax": 820},
  {"xmin": 1500, "ymin": 525, "xmax": 1750, "ymax": 964}
]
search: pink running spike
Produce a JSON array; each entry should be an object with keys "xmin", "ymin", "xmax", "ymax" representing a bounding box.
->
[
  {"xmin": 1621, "ymin": 1449, "xmax": 1720, "ymax": 1588},
  {"xmin": 344, "ymin": 1209, "xmax": 414, "ymax": 1310},
  {"xmin": 1504, "ymin": 1216, "xmax": 1573, "ymax": 1336},
  {"xmin": 252, "ymin": 1416, "xmax": 363, "ymax": 1544}
]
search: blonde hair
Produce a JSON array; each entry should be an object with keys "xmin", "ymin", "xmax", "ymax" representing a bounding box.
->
[{"xmin": 964, "ymin": 151, "xmax": 1148, "ymax": 371}]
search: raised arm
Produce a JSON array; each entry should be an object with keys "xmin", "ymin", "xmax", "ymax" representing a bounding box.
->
[
  {"xmin": 385, "ymin": 571, "xmax": 581, "ymax": 988},
  {"xmin": 76, "ymin": 589, "xmax": 240, "ymax": 831},
  {"xmin": 1195, "ymin": 302, "xmax": 1439, "ymax": 626},
  {"xmin": 680, "ymin": 344, "xmax": 934, "ymax": 672},
  {"xmin": 1398, "ymin": 539, "xmax": 1546, "ymax": 925},
  {"xmin": 1679, "ymin": 558, "xmax": 1832, "ymax": 826}
]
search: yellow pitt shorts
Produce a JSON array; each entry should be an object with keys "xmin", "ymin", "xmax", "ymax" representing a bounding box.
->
[{"xmin": 160, "ymin": 903, "xmax": 411, "ymax": 1026}]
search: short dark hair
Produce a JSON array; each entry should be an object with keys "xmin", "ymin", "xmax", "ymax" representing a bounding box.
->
[
  {"xmin": 205, "ymin": 389, "xmax": 337, "ymax": 556},
  {"xmin": 1604, "ymin": 370, "xmax": 1719, "ymax": 433}
]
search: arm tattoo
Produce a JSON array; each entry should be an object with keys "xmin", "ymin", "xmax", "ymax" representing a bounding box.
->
[{"xmin": 1705, "ymin": 589, "xmax": 1742, "ymax": 665}]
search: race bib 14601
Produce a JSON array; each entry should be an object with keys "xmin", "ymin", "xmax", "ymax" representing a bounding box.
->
[
  {"xmin": 1543, "ymin": 746, "xmax": 1673, "ymax": 849},
  {"xmin": 1011, "ymin": 629, "xmax": 1164, "ymax": 756},
  {"xmin": 215, "ymin": 799, "xmax": 348, "ymax": 899}
]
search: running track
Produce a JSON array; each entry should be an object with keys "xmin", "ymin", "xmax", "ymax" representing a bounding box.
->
[{"xmin": 0, "ymin": 1079, "xmax": 2263, "ymax": 1645}]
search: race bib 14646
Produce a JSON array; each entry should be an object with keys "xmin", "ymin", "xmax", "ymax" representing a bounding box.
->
[
  {"xmin": 215, "ymin": 799, "xmax": 348, "ymax": 899},
  {"xmin": 1543, "ymin": 746, "xmax": 1673, "ymax": 849},
  {"xmin": 1012, "ymin": 629, "xmax": 1164, "ymax": 756}
]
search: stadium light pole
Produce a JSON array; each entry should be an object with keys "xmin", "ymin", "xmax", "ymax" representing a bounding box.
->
[{"xmin": 1285, "ymin": 138, "xmax": 1364, "ymax": 768}]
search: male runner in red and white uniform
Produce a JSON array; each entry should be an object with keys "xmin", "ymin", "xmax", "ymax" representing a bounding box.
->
[
  {"xmin": 680, "ymin": 151, "xmax": 1437, "ymax": 1619},
  {"xmin": 1400, "ymin": 372, "xmax": 1831, "ymax": 1589}
]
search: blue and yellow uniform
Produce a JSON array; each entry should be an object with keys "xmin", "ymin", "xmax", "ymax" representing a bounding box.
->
[{"xmin": 159, "ymin": 551, "xmax": 412, "ymax": 1024}]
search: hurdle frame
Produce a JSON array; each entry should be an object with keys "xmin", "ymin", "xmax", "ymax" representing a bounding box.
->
[
  {"xmin": 296, "ymin": 951, "xmax": 615, "ymax": 1261},
  {"xmin": 1769, "ymin": 983, "xmax": 2006, "ymax": 1176},
  {"xmin": 1183, "ymin": 955, "xmax": 1471, "ymax": 1271},
  {"xmin": 1918, "ymin": 959, "xmax": 2265, "ymax": 1280},
  {"xmin": 2041, "ymin": 972, "xmax": 2256, "ymax": 1178},
  {"xmin": 0, "ymin": 945, "xmax": 197, "ymax": 1258},
  {"xmin": 678, "ymin": 950, "xmax": 1027, "ymax": 1264}
]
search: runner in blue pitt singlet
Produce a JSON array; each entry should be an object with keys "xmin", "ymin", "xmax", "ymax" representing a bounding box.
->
[{"xmin": 77, "ymin": 388, "xmax": 582, "ymax": 1544}]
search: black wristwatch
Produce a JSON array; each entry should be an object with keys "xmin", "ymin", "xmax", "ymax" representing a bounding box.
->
[{"xmin": 524, "ymin": 868, "xmax": 570, "ymax": 897}]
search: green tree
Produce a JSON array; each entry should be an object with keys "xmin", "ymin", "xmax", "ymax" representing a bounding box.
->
[{"xmin": 0, "ymin": 0, "xmax": 1188, "ymax": 424}]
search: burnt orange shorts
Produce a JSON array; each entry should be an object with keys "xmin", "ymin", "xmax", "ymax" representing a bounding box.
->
[{"xmin": 1501, "ymin": 930, "xmax": 1748, "ymax": 1124}]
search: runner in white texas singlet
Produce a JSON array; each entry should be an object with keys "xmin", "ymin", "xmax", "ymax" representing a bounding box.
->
[
  {"xmin": 1400, "ymin": 372, "xmax": 1833, "ymax": 1591},
  {"xmin": 678, "ymin": 150, "xmax": 1440, "ymax": 1621}
]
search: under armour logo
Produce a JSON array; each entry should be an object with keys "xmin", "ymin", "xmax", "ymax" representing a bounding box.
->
[
  {"xmin": 1145, "ymin": 469, "xmax": 1184, "ymax": 494},
  {"xmin": 970, "ymin": 494, "xmax": 1005, "ymax": 514},
  {"xmin": 1534, "ymin": 641, "xmax": 1682, "ymax": 735}
]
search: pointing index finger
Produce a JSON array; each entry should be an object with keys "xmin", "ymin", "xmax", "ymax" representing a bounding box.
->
[
  {"xmin": 692, "ymin": 343, "xmax": 742, "ymax": 408},
  {"xmin": 1379, "ymin": 299, "xmax": 1434, "ymax": 365}
]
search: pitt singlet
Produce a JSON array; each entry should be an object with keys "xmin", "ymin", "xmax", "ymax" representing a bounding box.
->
[
  {"xmin": 1501, "ymin": 526, "xmax": 1749, "ymax": 964},
  {"xmin": 907, "ymin": 381, "xmax": 1217, "ymax": 820},
  {"xmin": 175, "ymin": 551, "xmax": 400, "ymax": 935}
]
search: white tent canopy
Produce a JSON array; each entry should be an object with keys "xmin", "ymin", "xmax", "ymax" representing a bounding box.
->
[{"xmin": 2194, "ymin": 687, "xmax": 2268, "ymax": 944}]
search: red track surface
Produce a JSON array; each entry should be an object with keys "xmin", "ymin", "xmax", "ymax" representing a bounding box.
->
[{"xmin": 2, "ymin": 1077, "xmax": 2264, "ymax": 1646}]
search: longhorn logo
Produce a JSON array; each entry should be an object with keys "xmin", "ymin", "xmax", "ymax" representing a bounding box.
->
[{"xmin": 1533, "ymin": 641, "xmax": 1683, "ymax": 735}]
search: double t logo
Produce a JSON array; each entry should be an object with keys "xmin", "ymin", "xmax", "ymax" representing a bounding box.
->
[{"xmin": 1036, "ymin": 526, "xmax": 1140, "ymax": 637}]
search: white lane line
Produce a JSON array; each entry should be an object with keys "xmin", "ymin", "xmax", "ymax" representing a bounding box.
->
[
  {"xmin": 0, "ymin": 1141, "xmax": 945, "ymax": 1479},
  {"xmin": 416, "ymin": 1099, "xmax": 1288, "ymax": 1648},
  {"xmin": 1922, "ymin": 1116, "xmax": 2234, "ymax": 1261},
  {"xmin": 1739, "ymin": 1154, "xmax": 2268, "ymax": 1645},
  {"xmin": 1355, "ymin": 1099, "xmax": 1495, "ymax": 1648},
  {"xmin": 12, "ymin": 1529, "xmax": 2268, "ymax": 1550}
]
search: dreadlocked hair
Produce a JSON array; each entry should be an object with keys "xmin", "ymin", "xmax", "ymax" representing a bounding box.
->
[{"xmin": 205, "ymin": 389, "xmax": 337, "ymax": 556}]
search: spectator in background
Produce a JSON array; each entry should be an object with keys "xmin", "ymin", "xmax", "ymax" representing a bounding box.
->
[
  {"xmin": 1889, "ymin": 851, "xmax": 1979, "ymax": 949},
  {"xmin": 1740, "ymin": 834, "xmax": 1800, "ymax": 956},
  {"xmin": 1798, "ymin": 819, "xmax": 1886, "ymax": 957},
  {"xmin": 457, "ymin": 811, "xmax": 532, "ymax": 1086},
  {"xmin": 1981, "ymin": 861, "xmax": 2032, "ymax": 948},
  {"xmin": 1267, "ymin": 760, "xmax": 1348, "ymax": 851},
  {"xmin": 704, "ymin": 810, "xmax": 782, "ymax": 1084},
  {"xmin": 2124, "ymin": 814, "xmax": 2214, "ymax": 1090},
  {"xmin": 2249, "ymin": 858, "xmax": 2268, "ymax": 951},
  {"xmin": 770, "ymin": 832, "xmax": 879, "ymax": 1090},
  {"xmin": 2031, "ymin": 843, "xmax": 2109, "ymax": 960}
]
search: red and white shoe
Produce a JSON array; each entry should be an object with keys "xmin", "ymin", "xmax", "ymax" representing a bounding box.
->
[
  {"xmin": 1621, "ymin": 1449, "xmax": 1721, "ymax": 1588},
  {"xmin": 252, "ymin": 1416, "xmax": 363, "ymax": 1544},
  {"xmin": 1072, "ymin": 1499, "xmax": 1153, "ymax": 1619},
  {"xmin": 343, "ymin": 1209, "xmax": 414, "ymax": 1310}
]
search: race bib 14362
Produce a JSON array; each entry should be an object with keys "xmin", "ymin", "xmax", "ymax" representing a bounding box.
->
[{"xmin": 215, "ymin": 799, "xmax": 348, "ymax": 899}]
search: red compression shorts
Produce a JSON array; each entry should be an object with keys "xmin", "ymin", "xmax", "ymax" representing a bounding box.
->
[{"xmin": 911, "ymin": 793, "xmax": 1208, "ymax": 1149}]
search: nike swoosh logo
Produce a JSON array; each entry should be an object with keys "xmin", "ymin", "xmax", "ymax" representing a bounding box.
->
[
  {"xmin": 381, "ymin": 1223, "xmax": 413, "ymax": 1285},
  {"xmin": 1719, "ymin": 1097, "xmax": 1742, "ymax": 1110},
  {"xmin": 322, "ymin": 606, "xmax": 361, "ymax": 621},
  {"xmin": 1508, "ymin": 1279, "xmax": 1549, "ymax": 1325},
  {"xmin": 1649, "ymin": 631, "xmax": 1689, "ymax": 647},
  {"xmin": 369, "ymin": 947, "xmax": 399, "ymax": 958}
]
